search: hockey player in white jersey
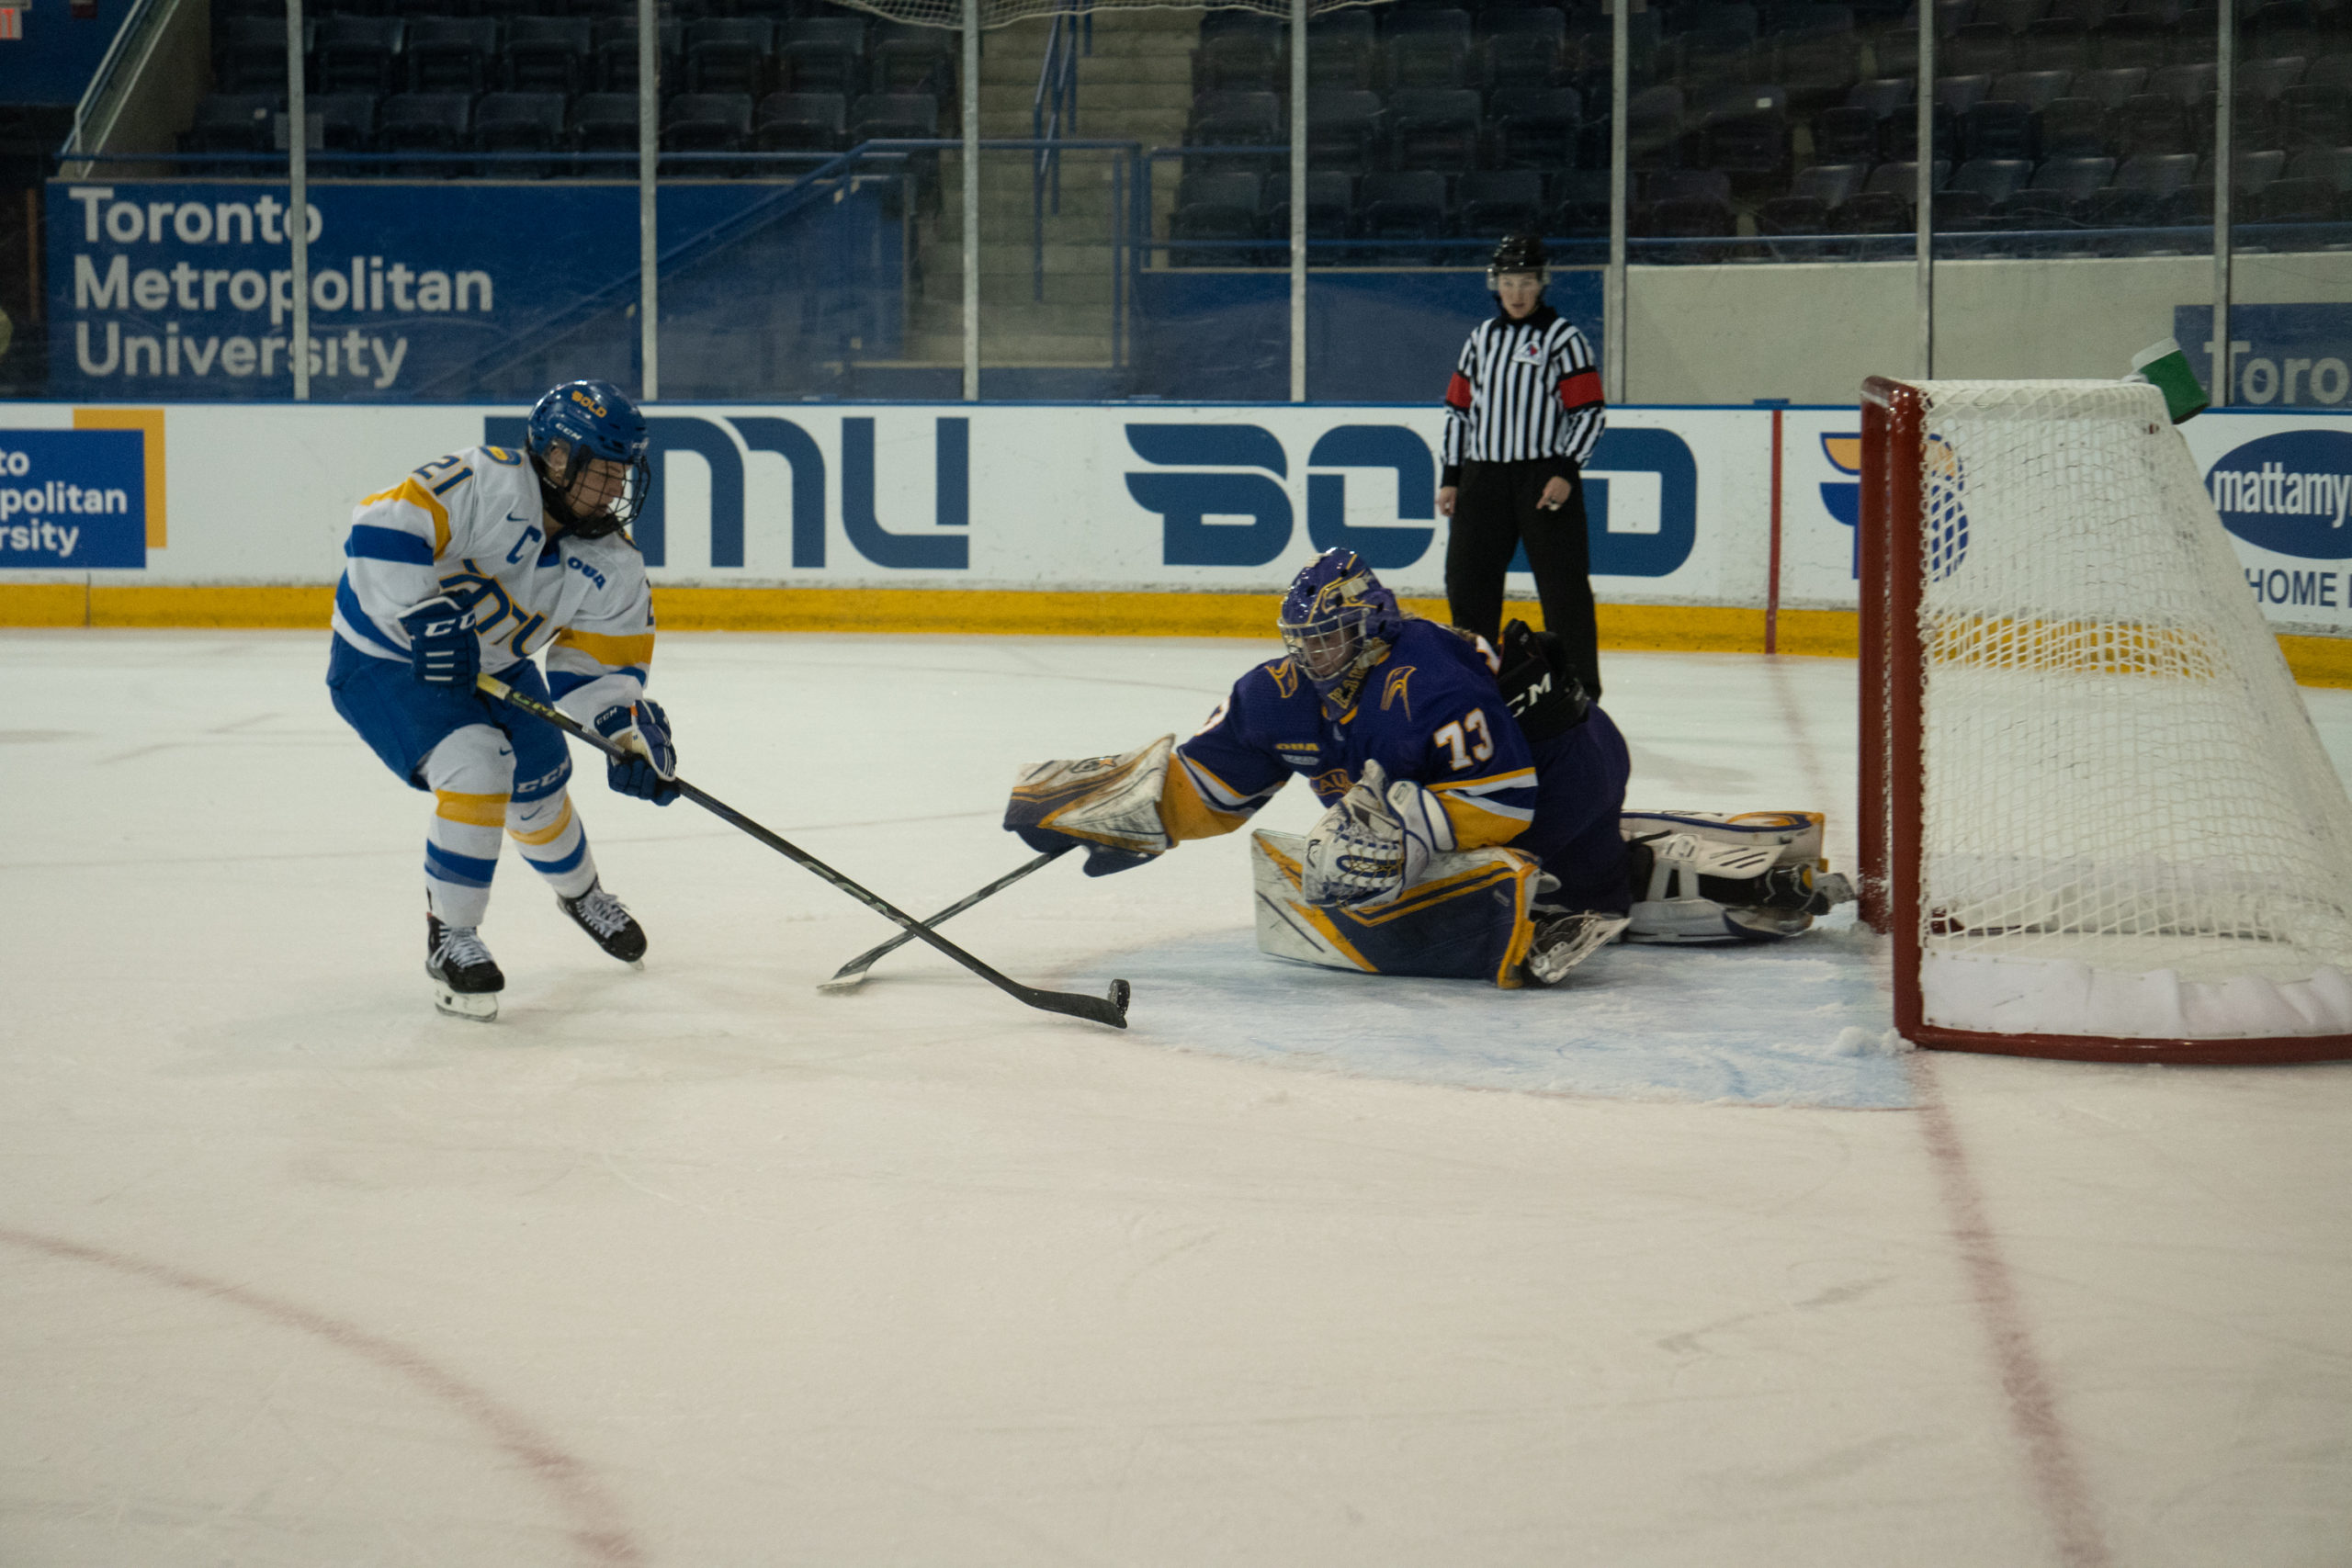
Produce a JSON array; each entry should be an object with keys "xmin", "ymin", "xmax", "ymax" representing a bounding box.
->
[{"xmin": 326, "ymin": 379, "xmax": 678, "ymax": 1021}]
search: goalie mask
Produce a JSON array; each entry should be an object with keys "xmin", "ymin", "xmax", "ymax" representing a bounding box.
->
[
  {"xmin": 1277, "ymin": 548, "xmax": 1406, "ymax": 709},
  {"xmin": 526, "ymin": 379, "xmax": 652, "ymax": 540}
]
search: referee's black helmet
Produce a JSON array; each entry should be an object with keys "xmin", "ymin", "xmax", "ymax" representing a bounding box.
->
[{"xmin": 1487, "ymin": 232, "xmax": 1549, "ymax": 291}]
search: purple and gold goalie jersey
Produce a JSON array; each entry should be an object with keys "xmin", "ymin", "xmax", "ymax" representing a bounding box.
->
[
  {"xmin": 1169, "ymin": 617, "xmax": 1632, "ymax": 914},
  {"xmin": 332, "ymin": 443, "xmax": 655, "ymax": 725}
]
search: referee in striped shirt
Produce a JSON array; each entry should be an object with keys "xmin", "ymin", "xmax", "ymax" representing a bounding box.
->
[{"xmin": 1439, "ymin": 233, "xmax": 1607, "ymax": 698}]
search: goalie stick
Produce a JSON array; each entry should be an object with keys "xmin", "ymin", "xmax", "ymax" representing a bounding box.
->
[
  {"xmin": 818, "ymin": 845, "xmax": 1073, "ymax": 993},
  {"xmin": 475, "ymin": 674, "xmax": 1131, "ymax": 1030}
]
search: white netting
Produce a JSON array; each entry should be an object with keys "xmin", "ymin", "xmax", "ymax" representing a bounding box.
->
[
  {"xmin": 1906, "ymin": 379, "xmax": 2352, "ymax": 1041},
  {"xmin": 834, "ymin": 0, "xmax": 1380, "ymax": 28}
]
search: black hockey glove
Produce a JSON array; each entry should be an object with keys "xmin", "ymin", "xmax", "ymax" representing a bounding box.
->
[
  {"xmin": 400, "ymin": 593, "xmax": 481, "ymax": 687},
  {"xmin": 594, "ymin": 699, "xmax": 679, "ymax": 805}
]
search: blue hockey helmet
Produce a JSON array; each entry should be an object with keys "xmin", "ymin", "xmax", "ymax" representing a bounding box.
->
[
  {"xmin": 526, "ymin": 379, "xmax": 651, "ymax": 539},
  {"xmin": 1278, "ymin": 548, "xmax": 1405, "ymax": 698}
]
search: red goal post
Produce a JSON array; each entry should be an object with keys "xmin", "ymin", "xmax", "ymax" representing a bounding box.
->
[{"xmin": 1858, "ymin": 375, "xmax": 2352, "ymax": 1065}]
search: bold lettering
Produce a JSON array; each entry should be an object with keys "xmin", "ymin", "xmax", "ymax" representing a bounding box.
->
[
  {"xmin": 2244, "ymin": 358, "xmax": 2279, "ymax": 404},
  {"xmin": 74, "ymin": 321, "xmax": 119, "ymax": 375},
  {"xmin": 172, "ymin": 202, "xmax": 212, "ymax": 243},
  {"xmin": 2268, "ymin": 569, "xmax": 2290, "ymax": 601},
  {"xmin": 170, "ymin": 261, "xmax": 199, "ymax": 309},
  {"xmin": 2314, "ymin": 359, "xmax": 2350, "ymax": 405},
  {"xmin": 341, "ymin": 326, "xmax": 367, "ymax": 374},
  {"xmin": 74, "ymin": 254, "xmax": 128, "ymax": 309},
  {"xmin": 2294, "ymin": 570, "xmax": 2320, "ymax": 605},
  {"xmin": 312, "ymin": 268, "xmax": 347, "ymax": 310},
  {"xmin": 254, "ymin": 194, "xmax": 283, "ymax": 243},
  {"xmin": 105, "ymin": 489, "xmax": 127, "ymax": 513},
  {"xmin": 56, "ymin": 525, "xmax": 77, "ymax": 558},
  {"xmin": 229, "ymin": 270, "xmax": 265, "ymax": 310},
  {"xmin": 201, "ymin": 268, "xmax": 228, "ymax": 309},
  {"xmin": 123, "ymin": 335, "xmax": 161, "ymax": 375},
  {"xmin": 2285, "ymin": 358, "xmax": 2312, "ymax": 403},
  {"xmin": 165, "ymin": 321, "xmax": 179, "ymax": 373},
  {"xmin": 269, "ymin": 269, "xmax": 293, "ymax": 326},
  {"xmin": 388, "ymin": 262, "xmax": 415, "ymax": 310},
  {"xmin": 371, "ymin": 336, "xmax": 407, "ymax": 388},
  {"xmin": 302, "ymin": 202, "xmax": 321, "ymax": 242},
  {"xmin": 369, "ymin": 256, "xmax": 383, "ymax": 311},
  {"xmin": 68, "ymin": 186, "xmax": 111, "ymax": 243},
  {"xmin": 221, "ymin": 336, "xmax": 256, "ymax": 376},
  {"xmin": 2287, "ymin": 472, "xmax": 2307, "ymax": 513},
  {"xmin": 103, "ymin": 201, "xmax": 142, "ymax": 243},
  {"xmin": 416, "ymin": 271, "xmax": 451, "ymax": 310},
  {"xmin": 262, "ymin": 335, "xmax": 283, "ymax": 375},
  {"xmin": 146, "ymin": 201, "xmax": 175, "ymax": 242},
  {"xmin": 213, "ymin": 202, "xmax": 254, "ymax": 243},
  {"xmin": 131, "ymin": 269, "xmax": 168, "ymax": 310},
  {"xmin": 184, "ymin": 335, "xmax": 219, "ymax": 375},
  {"xmin": 455, "ymin": 271, "xmax": 492, "ymax": 311}
]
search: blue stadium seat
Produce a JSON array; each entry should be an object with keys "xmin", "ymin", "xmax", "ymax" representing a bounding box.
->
[
  {"xmin": 1386, "ymin": 87, "xmax": 1481, "ymax": 170},
  {"xmin": 1455, "ymin": 169, "xmax": 1546, "ymax": 235},
  {"xmin": 503, "ymin": 17, "xmax": 591, "ymax": 96},
  {"xmin": 753, "ymin": 90, "xmax": 846, "ymax": 153},
  {"xmin": 474, "ymin": 90, "xmax": 566, "ymax": 175},
  {"xmin": 406, "ymin": 17, "xmax": 501, "ymax": 95},
  {"xmin": 313, "ymin": 17, "xmax": 405, "ymax": 96}
]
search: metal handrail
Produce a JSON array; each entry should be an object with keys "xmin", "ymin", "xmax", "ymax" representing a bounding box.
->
[
  {"xmin": 397, "ymin": 137, "xmax": 1143, "ymax": 396},
  {"xmin": 1030, "ymin": 0, "xmax": 1087, "ymax": 302}
]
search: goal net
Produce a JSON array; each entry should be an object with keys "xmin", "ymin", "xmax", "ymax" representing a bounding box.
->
[{"xmin": 1859, "ymin": 377, "xmax": 2352, "ymax": 1063}]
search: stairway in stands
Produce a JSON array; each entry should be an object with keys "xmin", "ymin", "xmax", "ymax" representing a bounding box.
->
[{"xmin": 899, "ymin": 7, "xmax": 1198, "ymax": 385}]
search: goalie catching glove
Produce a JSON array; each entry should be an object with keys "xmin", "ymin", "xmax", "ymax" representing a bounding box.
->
[
  {"xmin": 1300, "ymin": 761, "xmax": 1457, "ymax": 908},
  {"xmin": 1004, "ymin": 736, "xmax": 1175, "ymax": 876}
]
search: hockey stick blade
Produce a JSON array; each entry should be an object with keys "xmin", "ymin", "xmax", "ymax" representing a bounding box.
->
[
  {"xmin": 818, "ymin": 846, "xmax": 1074, "ymax": 992},
  {"xmin": 476, "ymin": 674, "xmax": 1132, "ymax": 1029}
]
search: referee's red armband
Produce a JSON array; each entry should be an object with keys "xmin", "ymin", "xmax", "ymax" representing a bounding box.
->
[
  {"xmin": 1557, "ymin": 369, "xmax": 1604, "ymax": 412},
  {"xmin": 1445, "ymin": 372, "xmax": 1474, "ymax": 410}
]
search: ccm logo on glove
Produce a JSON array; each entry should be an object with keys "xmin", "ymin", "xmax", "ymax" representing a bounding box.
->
[{"xmin": 399, "ymin": 593, "xmax": 481, "ymax": 687}]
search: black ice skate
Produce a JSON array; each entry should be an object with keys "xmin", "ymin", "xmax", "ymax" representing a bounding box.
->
[
  {"xmin": 558, "ymin": 879, "xmax": 647, "ymax": 965},
  {"xmin": 426, "ymin": 914, "xmax": 504, "ymax": 1021}
]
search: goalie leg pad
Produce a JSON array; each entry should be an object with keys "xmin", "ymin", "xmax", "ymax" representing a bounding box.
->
[
  {"xmin": 1005, "ymin": 736, "xmax": 1175, "ymax": 875},
  {"xmin": 1254, "ymin": 829, "xmax": 1545, "ymax": 987},
  {"xmin": 1618, "ymin": 810, "xmax": 1849, "ymax": 943}
]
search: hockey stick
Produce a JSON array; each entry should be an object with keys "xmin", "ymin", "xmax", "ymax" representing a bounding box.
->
[
  {"xmin": 818, "ymin": 845, "xmax": 1072, "ymax": 993},
  {"xmin": 475, "ymin": 674, "xmax": 1130, "ymax": 1030}
]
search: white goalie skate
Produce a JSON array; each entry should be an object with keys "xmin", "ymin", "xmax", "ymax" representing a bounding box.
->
[{"xmin": 1621, "ymin": 810, "xmax": 1856, "ymax": 943}]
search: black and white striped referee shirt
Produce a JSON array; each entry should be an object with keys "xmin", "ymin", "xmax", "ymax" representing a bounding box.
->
[{"xmin": 1440, "ymin": 303, "xmax": 1606, "ymax": 484}]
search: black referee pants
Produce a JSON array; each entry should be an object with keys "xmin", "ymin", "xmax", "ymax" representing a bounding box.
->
[{"xmin": 1445, "ymin": 458, "xmax": 1602, "ymax": 699}]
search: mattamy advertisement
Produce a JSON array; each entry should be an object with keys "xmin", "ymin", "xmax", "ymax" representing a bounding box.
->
[{"xmin": 0, "ymin": 400, "xmax": 2345, "ymax": 638}]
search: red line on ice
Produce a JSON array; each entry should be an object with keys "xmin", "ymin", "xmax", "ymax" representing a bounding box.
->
[
  {"xmin": 0, "ymin": 1224, "xmax": 644, "ymax": 1567},
  {"xmin": 1911, "ymin": 1060, "xmax": 2112, "ymax": 1568}
]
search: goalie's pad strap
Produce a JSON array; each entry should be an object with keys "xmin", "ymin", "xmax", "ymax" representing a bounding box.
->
[{"xmin": 1253, "ymin": 829, "xmax": 1541, "ymax": 988}]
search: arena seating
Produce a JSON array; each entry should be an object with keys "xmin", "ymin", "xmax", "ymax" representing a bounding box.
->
[{"xmin": 180, "ymin": 0, "xmax": 2350, "ymax": 252}]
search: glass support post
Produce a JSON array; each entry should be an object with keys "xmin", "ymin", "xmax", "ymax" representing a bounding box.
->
[
  {"xmin": 1915, "ymin": 0, "xmax": 1934, "ymax": 378},
  {"xmin": 2213, "ymin": 0, "xmax": 2233, "ymax": 405},
  {"xmin": 963, "ymin": 0, "xmax": 981, "ymax": 401},
  {"xmin": 1290, "ymin": 0, "xmax": 1308, "ymax": 402},
  {"xmin": 285, "ymin": 0, "xmax": 309, "ymax": 400},
  {"xmin": 1604, "ymin": 0, "xmax": 1627, "ymax": 404},
  {"xmin": 638, "ymin": 0, "xmax": 658, "ymax": 400}
]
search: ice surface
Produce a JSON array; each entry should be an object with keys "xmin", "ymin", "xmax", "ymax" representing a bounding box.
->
[{"xmin": 3, "ymin": 630, "xmax": 2349, "ymax": 1568}]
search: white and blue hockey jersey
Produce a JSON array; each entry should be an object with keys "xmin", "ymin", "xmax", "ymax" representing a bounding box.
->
[{"xmin": 331, "ymin": 444, "xmax": 655, "ymax": 721}]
